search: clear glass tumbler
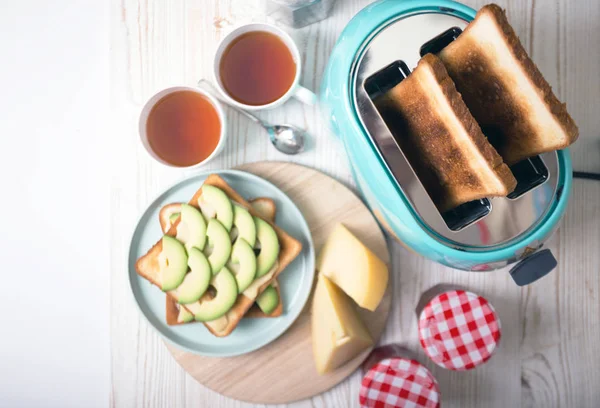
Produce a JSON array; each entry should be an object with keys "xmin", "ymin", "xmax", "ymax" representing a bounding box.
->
[{"xmin": 265, "ymin": 0, "xmax": 337, "ymax": 28}]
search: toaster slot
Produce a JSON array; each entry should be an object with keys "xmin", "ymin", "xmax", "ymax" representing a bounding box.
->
[
  {"xmin": 419, "ymin": 27, "xmax": 462, "ymax": 56},
  {"xmin": 507, "ymin": 156, "xmax": 549, "ymax": 199},
  {"xmin": 352, "ymin": 11, "xmax": 562, "ymax": 248},
  {"xmin": 365, "ymin": 60, "xmax": 491, "ymax": 232},
  {"xmin": 442, "ymin": 199, "xmax": 491, "ymax": 231},
  {"xmin": 364, "ymin": 60, "xmax": 411, "ymax": 100}
]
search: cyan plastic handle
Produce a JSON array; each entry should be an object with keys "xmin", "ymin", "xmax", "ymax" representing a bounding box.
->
[{"xmin": 509, "ymin": 249, "xmax": 557, "ymax": 286}]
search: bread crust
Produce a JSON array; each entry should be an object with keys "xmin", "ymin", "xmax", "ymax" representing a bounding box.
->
[
  {"xmin": 438, "ymin": 4, "xmax": 578, "ymax": 164},
  {"xmin": 137, "ymin": 175, "xmax": 301, "ymax": 336},
  {"xmin": 158, "ymin": 203, "xmax": 182, "ymax": 233},
  {"xmin": 375, "ymin": 54, "xmax": 516, "ymax": 212}
]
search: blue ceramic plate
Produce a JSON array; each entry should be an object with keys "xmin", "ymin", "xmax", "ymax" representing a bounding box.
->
[{"xmin": 128, "ymin": 170, "xmax": 315, "ymax": 357}]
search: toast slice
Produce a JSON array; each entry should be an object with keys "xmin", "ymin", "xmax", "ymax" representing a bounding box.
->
[
  {"xmin": 136, "ymin": 174, "xmax": 302, "ymax": 336},
  {"xmin": 438, "ymin": 4, "xmax": 578, "ymax": 165},
  {"xmin": 375, "ymin": 54, "xmax": 517, "ymax": 212},
  {"xmin": 162, "ymin": 197, "xmax": 283, "ymax": 325}
]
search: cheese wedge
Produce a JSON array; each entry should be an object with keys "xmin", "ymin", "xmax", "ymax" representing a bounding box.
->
[
  {"xmin": 318, "ymin": 224, "xmax": 388, "ymax": 311},
  {"xmin": 312, "ymin": 275, "xmax": 373, "ymax": 374}
]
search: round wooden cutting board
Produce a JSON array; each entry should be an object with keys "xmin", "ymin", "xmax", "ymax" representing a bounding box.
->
[{"xmin": 165, "ymin": 161, "xmax": 392, "ymax": 404}]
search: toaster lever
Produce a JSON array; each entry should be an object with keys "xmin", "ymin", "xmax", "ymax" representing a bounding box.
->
[{"xmin": 509, "ymin": 249, "xmax": 557, "ymax": 286}]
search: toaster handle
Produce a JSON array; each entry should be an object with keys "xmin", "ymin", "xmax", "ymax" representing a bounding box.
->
[{"xmin": 509, "ymin": 249, "xmax": 557, "ymax": 286}]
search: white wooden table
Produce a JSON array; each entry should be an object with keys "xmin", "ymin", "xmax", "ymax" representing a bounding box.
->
[{"xmin": 110, "ymin": 1, "xmax": 600, "ymax": 407}]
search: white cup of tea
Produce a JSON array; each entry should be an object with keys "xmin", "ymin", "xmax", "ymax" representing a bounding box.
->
[
  {"xmin": 139, "ymin": 86, "xmax": 227, "ymax": 169},
  {"xmin": 213, "ymin": 23, "xmax": 316, "ymax": 111}
]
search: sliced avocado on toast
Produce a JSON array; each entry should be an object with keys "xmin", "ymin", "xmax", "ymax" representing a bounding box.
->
[
  {"xmin": 174, "ymin": 247, "xmax": 211, "ymax": 304},
  {"xmin": 204, "ymin": 218, "xmax": 232, "ymax": 274},
  {"xmin": 255, "ymin": 285, "xmax": 279, "ymax": 315},
  {"xmin": 185, "ymin": 267, "xmax": 238, "ymax": 322},
  {"xmin": 228, "ymin": 238, "xmax": 257, "ymax": 293},
  {"xmin": 199, "ymin": 184, "xmax": 234, "ymax": 231},
  {"xmin": 142, "ymin": 177, "xmax": 298, "ymax": 336},
  {"xmin": 158, "ymin": 236, "xmax": 188, "ymax": 291},
  {"xmin": 254, "ymin": 216, "xmax": 280, "ymax": 278}
]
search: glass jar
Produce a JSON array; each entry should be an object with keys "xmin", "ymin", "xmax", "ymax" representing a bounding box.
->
[{"xmin": 265, "ymin": 0, "xmax": 337, "ymax": 28}]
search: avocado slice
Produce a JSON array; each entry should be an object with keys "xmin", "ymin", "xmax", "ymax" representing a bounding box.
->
[
  {"xmin": 174, "ymin": 247, "xmax": 211, "ymax": 304},
  {"xmin": 199, "ymin": 185, "xmax": 233, "ymax": 231},
  {"xmin": 204, "ymin": 218, "xmax": 232, "ymax": 274},
  {"xmin": 228, "ymin": 238, "xmax": 257, "ymax": 293},
  {"xmin": 169, "ymin": 212, "xmax": 180, "ymax": 224},
  {"xmin": 191, "ymin": 267, "xmax": 238, "ymax": 322},
  {"xmin": 256, "ymin": 285, "xmax": 279, "ymax": 315},
  {"xmin": 232, "ymin": 205, "xmax": 256, "ymax": 247},
  {"xmin": 178, "ymin": 306, "xmax": 194, "ymax": 323},
  {"xmin": 254, "ymin": 217, "xmax": 280, "ymax": 278},
  {"xmin": 175, "ymin": 204, "xmax": 207, "ymax": 252},
  {"xmin": 158, "ymin": 236, "xmax": 188, "ymax": 291}
]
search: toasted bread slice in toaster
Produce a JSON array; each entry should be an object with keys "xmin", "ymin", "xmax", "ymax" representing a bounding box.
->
[
  {"xmin": 438, "ymin": 4, "xmax": 578, "ymax": 165},
  {"xmin": 162, "ymin": 197, "xmax": 283, "ymax": 325},
  {"xmin": 375, "ymin": 53, "xmax": 517, "ymax": 212},
  {"xmin": 136, "ymin": 174, "xmax": 302, "ymax": 336}
]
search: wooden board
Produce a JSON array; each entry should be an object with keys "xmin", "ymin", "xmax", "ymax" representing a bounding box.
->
[{"xmin": 165, "ymin": 161, "xmax": 391, "ymax": 404}]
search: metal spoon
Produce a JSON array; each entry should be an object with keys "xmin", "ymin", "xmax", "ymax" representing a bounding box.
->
[{"xmin": 198, "ymin": 79, "xmax": 306, "ymax": 155}]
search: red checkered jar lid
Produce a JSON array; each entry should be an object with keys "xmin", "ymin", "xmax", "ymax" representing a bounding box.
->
[
  {"xmin": 418, "ymin": 290, "xmax": 501, "ymax": 370},
  {"xmin": 360, "ymin": 357, "xmax": 440, "ymax": 408}
]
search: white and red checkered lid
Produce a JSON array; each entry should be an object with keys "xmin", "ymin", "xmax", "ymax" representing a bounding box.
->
[
  {"xmin": 360, "ymin": 356, "xmax": 440, "ymax": 408},
  {"xmin": 418, "ymin": 290, "xmax": 501, "ymax": 370}
]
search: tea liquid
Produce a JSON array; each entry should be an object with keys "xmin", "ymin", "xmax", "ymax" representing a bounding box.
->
[
  {"xmin": 219, "ymin": 31, "xmax": 296, "ymax": 105},
  {"xmin": 146, "ymin": 91, "xmax": 221, "ymax": 167}
]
